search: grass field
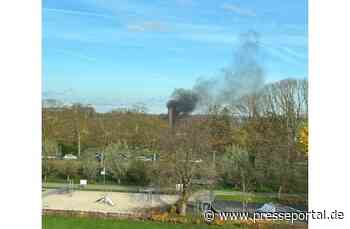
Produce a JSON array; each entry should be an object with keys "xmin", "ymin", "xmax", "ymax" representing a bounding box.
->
[
  {"xmin": 43, "ymin": 215, "xmax": 307, "ymax": 229},
  {"xmin": 42, "ymin": 216, "xmax": 238, "ymax": 229}
]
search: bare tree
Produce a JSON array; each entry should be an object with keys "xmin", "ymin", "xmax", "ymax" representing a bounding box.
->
[
  {"xmin": 222, "ymin": 145, "xmax": 254, "ymax": 193},
  {"xmin": 157, "ymin": 120, "xmax": 213, "ymax": 216},
  {"xmin": 257, "ymin": 78, "xmax": 308, "ymax": 197},
  {"xmin": 72, "ymin": 104, "xmax": 92, "ymax": 158}
]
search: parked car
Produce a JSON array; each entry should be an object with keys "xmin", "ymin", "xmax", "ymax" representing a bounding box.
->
[
  {"xmin": 63, "ymin": 154, "xmax": 78, "ymax": 160},
  {"xmin": 135, "ymin": 156, "xmax": 153, "ymax": 162},
  {"xmin": 42, "ymin": 155, "xmax": 57, "ymax": 160}
]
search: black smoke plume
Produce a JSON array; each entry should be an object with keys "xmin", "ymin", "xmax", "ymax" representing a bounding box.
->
[
  {"xmin": 167, "ymin": 88, "xmax": 199, "ymax": 116},
  {"xmin": 167, "ymin": 31, "xmax": 265, "ymax": 113}
]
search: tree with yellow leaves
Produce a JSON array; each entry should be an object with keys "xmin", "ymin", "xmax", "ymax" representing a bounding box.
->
[{"xmin": 298, "ymin": 124, "xmax": 308, "ymax": 154}]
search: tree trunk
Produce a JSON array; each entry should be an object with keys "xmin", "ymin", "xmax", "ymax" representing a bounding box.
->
[
  {"xmin": 177, "ymin": 186, "xmax": 189, "ymax": 216},
  {"xmin": 278, "ymin": 185, "xmax": 283, "ymax": 200},
  {"xmin": 243, "ymin": 200, "xmax": 247, "ymax": 212},
  {"xmin": 178, "ymin": 199, "xmax": 187, "ymax": 216},
  {"xmin": 212, "ymin": 151, "xmax": 216, "ymax": 168},
  {"xmin": 241, "ymin": 171, "xmax": 246, "ymax": 193}
]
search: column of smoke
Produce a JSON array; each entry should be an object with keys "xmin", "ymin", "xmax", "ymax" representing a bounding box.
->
[
  {"xmin": 167, "ymin": 31, "xmax": 265, "ymax": 124},
  {"xmin": 194, "ymin": 31, "xmax": 265, "ymax": 110},
  {"xmin": 167, "ymin": 89, "xmax": 199, "ymax": 128}
]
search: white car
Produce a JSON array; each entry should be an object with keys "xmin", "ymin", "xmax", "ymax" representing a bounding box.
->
[{"xmin": 63, "ymin": 154, "xmax": 78, "ymax": 160}]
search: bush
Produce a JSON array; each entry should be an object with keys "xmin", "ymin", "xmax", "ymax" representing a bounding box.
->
[
  {"xmin": 46, "ymin": 160, "xmax": 82, "ymax": 181},
  {"xmin": 125, "ymin": 160, "xmax": 152, "ymax": 186},
  {"xmin": 255, "ymin": 185, "xmax": 276, "ymax": 193}
]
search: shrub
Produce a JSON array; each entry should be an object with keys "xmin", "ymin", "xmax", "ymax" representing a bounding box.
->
[
  {"xmin": 125, "ymin": 160, "xmax": 152, "ymax": 186},
  {"xmin": 46, "ymin": 160, "xmax": 82, "ymax": 181}
]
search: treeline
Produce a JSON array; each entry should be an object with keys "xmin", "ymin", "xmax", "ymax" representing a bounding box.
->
[
  {"xmin": 42, "ymin": 78, "xmax": 308, "ymax": 194},
  {"xmin": 42, "ymin": 105, "xmax": 167, "ymax": 157}
]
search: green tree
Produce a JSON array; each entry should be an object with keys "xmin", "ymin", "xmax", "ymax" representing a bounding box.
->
[
  {"xmin": 104, "ymin": 142, "xmax": 131, "ymax": 184},
  {"xmin": 81, "ymin": 149, "xmax": 100, "ymax": 182}
]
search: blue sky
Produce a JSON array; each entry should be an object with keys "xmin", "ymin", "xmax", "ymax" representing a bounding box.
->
[{"xmin": 43, "ymin": 0, "xmax": 308, "ymax": 113}]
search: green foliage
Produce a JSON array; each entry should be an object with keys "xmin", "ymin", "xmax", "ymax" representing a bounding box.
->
[
  {"xmin": 46, "ymin": 160, "xmax": 81, "ymax": 180},
  {"xmin": 60, "ymin": 144, "xmax": 78, "ymax": 156},
  {"xmin": 43, "ymin": 139, "xmax": 58, "ymax": 156},
  {"xmin": 80, "ymin": 150, "xmax": 100, "ymax": 182},
  {"xmin": 125, "ymin": 160, "xmax": 152, "ymax": 186},
  {"xmin": 104, "ymin": 142, "xmax": 132, "ymax": 183},
  {"xmin": 220, "ymin": 145, "xmax": 255, "ymax": 192}
]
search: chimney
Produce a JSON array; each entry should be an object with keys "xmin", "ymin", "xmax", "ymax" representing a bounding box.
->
[{"xmin": 168, "ymin": 105, "xmax": 176, "ymax": 129}]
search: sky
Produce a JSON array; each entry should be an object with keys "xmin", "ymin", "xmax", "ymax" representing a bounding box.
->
[{"xmin": 42, "ymin": 0, "xmax": 308, "ymax": 113}]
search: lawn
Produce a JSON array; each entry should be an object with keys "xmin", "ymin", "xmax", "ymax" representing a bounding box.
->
[
  {"xmin": 42, "ymin": 216, "xmax": 237, "ymax": 229},
  {"xmin": 43, "ymin": 215, "xmax": 307, "ymax": 229},
  {"xmin": 215, "ymin": 193, "xmax": 275, "ymax": 203},
  {"xmin": 42, "ymin": 216, "xmax": 308, "ymax": 229},
  {"xmin": 213, "ymin": 190, "xmax": 307, "ymax": 207}
]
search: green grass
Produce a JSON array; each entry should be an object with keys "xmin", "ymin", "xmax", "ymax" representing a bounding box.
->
[
  {"xmin": 42, "ymin": 216, "xmax": 238, "ymax": 229},
  {"xmin": 43, "ymin": 215, "xmax": 307, "ymax": 229},
  {"xmin": 214, "ymin": 189, "xmax": 279, "ymax": 203},
  {"xmin": 214, "ymin": 194, "xmax": 307, "ymax": 207},
  {"xmin": 213, "ymin": 190, "xmax": 307, "ymax": 206},
  {"xmin": 215, "ymin": 194, "xmax": 276, "ymax": 204}
]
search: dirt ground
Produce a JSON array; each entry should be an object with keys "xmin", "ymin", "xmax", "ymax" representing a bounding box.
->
[{"xmin": 42, "ymin": 190, "xmax": 179, "ymax": 213}]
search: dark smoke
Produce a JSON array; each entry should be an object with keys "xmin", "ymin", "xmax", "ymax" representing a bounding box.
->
[
  {"xmin": 168, "ymin": 31, "xmax": 265, "ymax": 113},
  {"xmin": 167, "ymin": 88, "xmax": 199, "ymax": 116}
]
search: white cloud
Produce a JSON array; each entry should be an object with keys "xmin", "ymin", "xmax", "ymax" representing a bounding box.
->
[{"xmin": 221, "ymin": 3, "xmax": 256, "ymax": 17}]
